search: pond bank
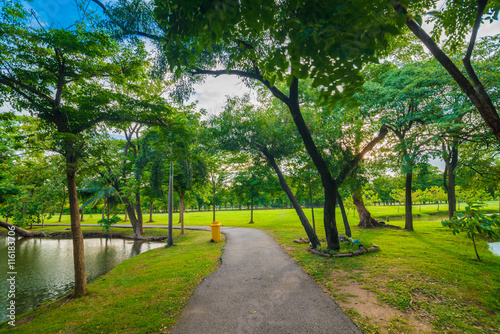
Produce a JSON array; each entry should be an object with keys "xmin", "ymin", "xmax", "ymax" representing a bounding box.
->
[
  {"xmin": 0, "ymin": 236, "xmax": 166, "ymax": 322},
  {"xmin": 0, "ymin": 230, "xmax": 224, "ymax": 332}
]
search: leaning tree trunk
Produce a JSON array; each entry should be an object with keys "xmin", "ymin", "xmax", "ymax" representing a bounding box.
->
[
  {"xmin": 261, "ymin": 147, "xmax": 321, "ymax": 248},
  {"xmin": 135, "ymin": 192, "xmax": 143, "ymax": 235},
  {"xmin": 352, "ymin": 187, "xmax": 383, "ymax": 228},
  {"xmin": 66, "ymin": 162, "xmax": 87, "ymax": 298},
  {"xmin": 122, "ymin": 197, "xmax": 142, "ymax": 238},
  {"xmin": 337, "ymin": 194, "xmax": 351, "ymax": 237},
  {"xmin": 285, "ymin": 79, "xmax": 339, "ymax": 250},
  {"xmin": 0, "ymin": 220, "xmax": 46, "ymax": 237},
  {"xmin": 405, "ymin": 172, "xmax": 414, "ymax": 231}
]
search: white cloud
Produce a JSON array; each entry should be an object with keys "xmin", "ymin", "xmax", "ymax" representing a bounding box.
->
[
  {"xmin": 188, "ymin": 75, "xmax": 255, "ymax": 116},
  {"xmin": 478, "ymin": 19, "xmax": 500, "ymax": 38}
]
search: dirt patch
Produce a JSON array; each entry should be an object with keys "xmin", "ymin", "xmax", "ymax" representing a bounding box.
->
[{"xmin": 326, "ymin": 270, "xmax": 434, "ymax": 333}]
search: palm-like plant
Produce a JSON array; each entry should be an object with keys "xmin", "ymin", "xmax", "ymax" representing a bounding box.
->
[{"xmin": 79, "ymin": 177, "xmax": 122, "ymax": 221}]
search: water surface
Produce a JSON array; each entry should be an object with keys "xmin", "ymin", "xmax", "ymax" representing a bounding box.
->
[
  {"xmin": 489, "ymin": 242, "xmax": 500, "ymax": 256},
  {"xmin": 0, "ymin": 236, "xmax": 164, "ymax": 322}
]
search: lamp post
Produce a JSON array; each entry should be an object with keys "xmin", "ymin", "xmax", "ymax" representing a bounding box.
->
[{"xmin": 167, "ymin": 161, "xmax": 173, "ymax": 247}]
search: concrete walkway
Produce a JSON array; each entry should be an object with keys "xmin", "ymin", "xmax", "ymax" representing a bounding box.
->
[
  {"xmin": 172, "ymin": 226, "xmax": 361, "ymax": 334},
  {"xmin": 44, "ymin": 224, "xmax": 361, "ymax": 333}
]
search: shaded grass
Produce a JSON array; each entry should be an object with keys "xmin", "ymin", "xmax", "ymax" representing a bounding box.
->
[
  {"xmin": 0, "ymin": 230, "xmax": 224, "ymax": 333},
  {"xmin": 283, "ymin": 221, "xmax": 500, "ymax": 333}
]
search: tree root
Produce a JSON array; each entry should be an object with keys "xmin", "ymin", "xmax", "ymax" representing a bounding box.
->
[{"xmin": 308, "ymin": 244, "xmax": 380, "ymax": 258}]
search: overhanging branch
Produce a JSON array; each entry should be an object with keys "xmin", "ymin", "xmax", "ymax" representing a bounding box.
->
[
  {"xmin": 192, "ymin": 68, "xmax": 290, "ymax": 104},
  {"xmin": 90, "ymin": 0, "xmax": 162, "ymax": 41},
  {"xmin": 338, "ymin": 125, "xmax": 388, "ymax": 182}
]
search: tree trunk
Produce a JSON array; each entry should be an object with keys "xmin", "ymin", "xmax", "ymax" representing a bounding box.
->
[
  {"xmin": 66, "ymin": 163, "xmax": 87, "ymax": 297},
  {"xmin": 323, "ymin": 184, "xmax": 340, "ymax": 250},
  {"xmin": 149, "ymin": 201, "xmax": 154, "ymax": 222},
  {"xmin": 58, "ymin": 196, "xmax": 66, "ymax": 222},
  {"xmin": 308, "ymin": 180, "xmax": 316, "ymax": 232},
  {"xmin": 80, "ymin": 208, "xmax": 84, "ymax": 222},
  {"xmin": 123, "ymin": 198, "xmax": 142, "ymax": 238},
  {"xmin": 393, "ymin": 3, "xmax": 500, "ymax": 144},
  {"xmin": 447, "ymin": 147, "xmax": 458, "ymax": 219},
  {"xmin": 261, "ymin": 147, "xmax": 321, "ymax": 248},
  {"xmin": 135, "ymin": 192, "xmax": 143, "ymax": 235},
  {"xmin": 353, "ymin": 187, "xmax": 383, "ymax": 228},
  {"xmin": 405, "ymin": 172, "xmax": 414, "ymax": 231},
  {"xmin": 0, "ymin": 220, "xmax": 46, "ymax": 237},
  {"xmin": 285, "ymin": 79, "xmax": 339, "ymax": 250},
  {"xmin": 124, "ymin": 209, "xmax": 128, "ymax": 222},
  {"xmin": 102, "ymin": 201, "xmax": 106, "ymax": 220},
  {"xmin": 249, "ymin": 197, "xmax": 254, "ymax": 223},
  {"xmin": 167, "ymin": 162, "xmax": 174, "ymax": 247},
  {"xmin": 212, "ymin": 178, "xmax": 216, "ymax": 222},
  {"xmin": 337, "ymin": 194, "xmax": 351, "ymax": 237},
  {"xmin": 179, "ymin": 192, "xmax": 185, "ymax": 234}
]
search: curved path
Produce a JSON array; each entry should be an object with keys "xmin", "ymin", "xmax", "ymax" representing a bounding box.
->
[
  {"xmin": 46, "ymin": 224, "xmax": 361, "ymax": 333},
  {"xmin": 172, "ymin": 226, "xmax": 361, "ymax": 334}
]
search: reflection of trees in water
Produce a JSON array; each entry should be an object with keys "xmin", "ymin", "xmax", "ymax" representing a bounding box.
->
[
  {"xmin": 130, "ymin": 241, "xmax": 144, "ymax": 257},
  {"xmin": 92, "ymin": 238, "xmax": 119, "ymax": 276},
  {"xmin": 0, "ymin": 236, "xmax": 164, "ymax": 322}
]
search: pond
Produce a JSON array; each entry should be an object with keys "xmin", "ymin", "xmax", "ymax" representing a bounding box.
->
[
  {"xmin": 489, "ymin": 242, "xmax": 500, "ymax": 256},
  {"xmin": 0, "ymin": 236, "xmax": 165, "ymax": 322}
]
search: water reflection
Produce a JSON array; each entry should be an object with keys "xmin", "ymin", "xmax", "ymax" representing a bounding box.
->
[
  {"xmin": 489, "ymin": 242, "xmax": 500, "ymax": 256},
  {"xmin": 0, "ymin": 237, "xmax": 164, "ymax": 322}
]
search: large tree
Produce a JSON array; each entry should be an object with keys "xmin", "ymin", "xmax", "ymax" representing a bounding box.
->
[
  {"xmin": 0, "ymin": 5, "xmax": 168, "ymax": 297},
  {"xmin": 92, "ymin": 0, "xmax": 402, "ymax": 250},
  {"xmin": 392, "ymin": 1, "xmax": 500, "ymax": 143},
  {"xmin": 209, "ymin": 95, "xmax": 321, "ymax": 247}
]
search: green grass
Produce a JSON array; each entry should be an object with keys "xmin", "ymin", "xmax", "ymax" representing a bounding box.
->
[
  {"xmin": 0, "ymin": 230, "xmax": 225, "ymax": 333},
  {"xmin": 3, "ymin": 201, "xmax": 500, "ymax": 333},
  {"xmin": 36, "ymin": 200, "xmax": 500, "ymax": 228}
]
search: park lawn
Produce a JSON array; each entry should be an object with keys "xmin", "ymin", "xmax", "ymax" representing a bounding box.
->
[
  {"xmin": 155, "ymin": 206, "xmax": 499, "ymax": 333},
  {"xmin": 0, "ymin": 230, "xmax": 225, "ymax": 334},
  {"xmin": 6, "ymin": 202, "xmax": 500, "ymax": 333}
]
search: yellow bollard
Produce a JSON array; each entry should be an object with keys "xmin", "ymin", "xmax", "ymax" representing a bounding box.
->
[{"xmin": 209, "ymin": 221, "xmax": 221, "ymax": 242}]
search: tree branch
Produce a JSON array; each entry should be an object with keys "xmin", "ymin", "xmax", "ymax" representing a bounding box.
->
[
  {"xmin": 393, "ymin": 1, "xmax": 500, "ymax": 142},
  {"xmin": 462, "ymin": 0, "xmax": 497, "ymax": 112},
  {"xmin": 0, "ymin": 75, "xmax": 54, "ymax": 104},
  {"xmin": 192, "ymin": 68, "xmax": 290, "ymax": 104},
  {"xmin": 90, "ymin": 0, "xmax": 162, "ymax": 41},
  {"xmin": 338, "ymin": 125, "xmax": 389, "ymax": 182}
]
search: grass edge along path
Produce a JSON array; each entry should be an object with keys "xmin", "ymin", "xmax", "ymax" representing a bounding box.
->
[
  {"xmin": 272, "ymin": 221, "xmax": 500, "ymax": 334},
  {"xmin": 0, "ymin": 230, "xmax": 225, "ymax": 334}
]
